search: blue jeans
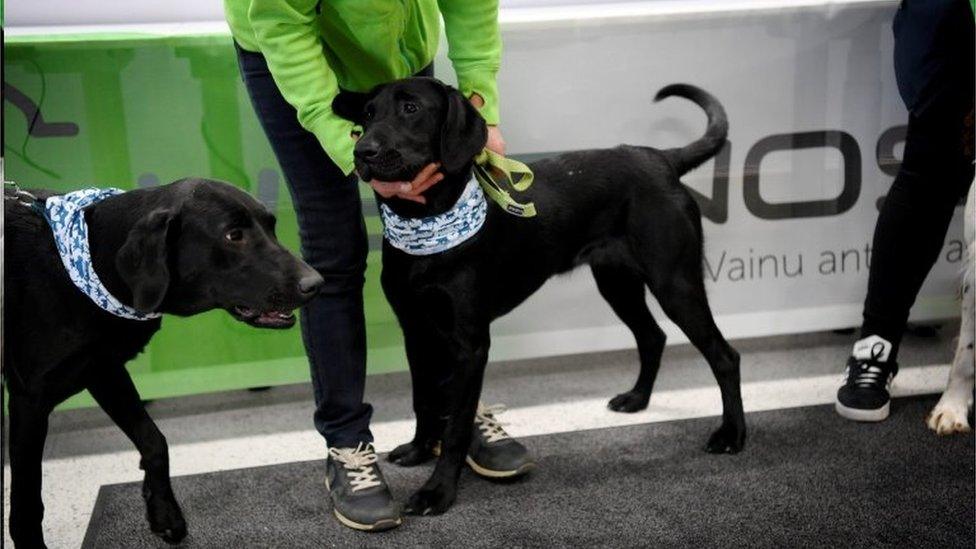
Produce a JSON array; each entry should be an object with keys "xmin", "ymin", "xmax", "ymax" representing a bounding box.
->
[{"xmin": 236, "ymin": 43, "xmax": 431, "ymax": 447}]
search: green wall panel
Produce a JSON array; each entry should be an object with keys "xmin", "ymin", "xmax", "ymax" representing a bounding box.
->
[{"xmin": 4, "ymin": 32, "xmax": 407, "ymax": 409}]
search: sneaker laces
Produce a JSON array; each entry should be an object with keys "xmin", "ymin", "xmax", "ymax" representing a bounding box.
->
[
  {"xmin": 329, "ymin": 442, "xmax": 381, "ymax": 492},
  {"xmin": 846, "ymin": 342, "xmax": 893, "ymax": 389},
  {"xmin": 475, "ymin": 403, "xmax": 511, "ymax": 443}
]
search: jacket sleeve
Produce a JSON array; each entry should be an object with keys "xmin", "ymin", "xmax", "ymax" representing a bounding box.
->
[
  {"xmin": 437, "ymin": 0, "xmax": 502, "ymax": 125},
  {"xmin": 247, "ymin": 0, "xmax": 356, "ymax": 175}
]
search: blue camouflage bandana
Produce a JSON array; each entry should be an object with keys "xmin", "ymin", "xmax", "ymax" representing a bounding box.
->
[
  {"xmin": 43, "ymin": 188, "xmax": 162, "ymax": 321},
  {"xmin": 379, "ymin": 176, "xmax": 487, "ymax": 256}
]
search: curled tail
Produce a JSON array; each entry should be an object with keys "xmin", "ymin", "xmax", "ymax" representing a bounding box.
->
[{"xmin": 654, "ymin": 84, "xmax": 728, "ymax": 175}]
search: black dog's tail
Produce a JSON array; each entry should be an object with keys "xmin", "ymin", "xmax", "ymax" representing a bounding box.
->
[{"xmin": 654, "ymin": 84, "xmax": 728, "ymax": 176}]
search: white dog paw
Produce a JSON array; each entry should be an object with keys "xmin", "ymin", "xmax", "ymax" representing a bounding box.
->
[{"xmin": 926, "ymin": 402, "xmax": 972, "ymax": 435}]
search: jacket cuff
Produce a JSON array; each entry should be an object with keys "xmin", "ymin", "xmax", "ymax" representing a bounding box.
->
[
  {"xmin": 308, "ymin": 113, "xmax": 357, "ymax": 176},
  {"xmin": 457, "ymin": 68, "xmax": 500, "ymax": 125}
]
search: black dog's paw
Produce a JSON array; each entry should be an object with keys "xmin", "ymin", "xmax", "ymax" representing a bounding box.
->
[
  {"xmin": 404, "ymin": 483, "xmax": 457, "ymax": 516},
  {"xmin": 8, "ymin": 522, "xmax": 48, "ymax": 549},
  {"xmin": 145, "ymin": 491, "xmax": 187, "ymax": 544},
  {"xmin": 704, "ymin": 423, "xmax": 746, "ymax": 454},
  {"xmin": 608, "ymin": 390, "xmax": 650, "ymax": 413},
  {"xmin": 389, "ymin": 440, "xmax": 435, "ymax": 466}
]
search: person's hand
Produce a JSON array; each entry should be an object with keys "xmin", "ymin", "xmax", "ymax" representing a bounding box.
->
[
  {"xmin": 485, "ymin": 126, "xmax": 506, "ymax": 156},
  {"xmin": 367, "ymin": 162, "xmax": 444, "ymax": 205},
  {"xmin": 469, "ymin": 93, "xmax": 506, "ymax": 155}
]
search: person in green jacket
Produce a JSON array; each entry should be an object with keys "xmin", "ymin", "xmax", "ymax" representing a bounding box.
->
[{"xmin": 224, "ymin": 0, "xmax": 531, "ymax": 531}]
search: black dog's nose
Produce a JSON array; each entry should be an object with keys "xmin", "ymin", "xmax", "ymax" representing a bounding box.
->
[
  {"xmin": 354, "ymin": 139, "xmax": 381, "ymax": 160},
  {"xmin": 298, "ymin": 272, "xmax": 324, "ymax": 296}
]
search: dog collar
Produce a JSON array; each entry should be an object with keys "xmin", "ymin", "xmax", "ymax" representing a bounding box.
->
[
  {"xmin": 379, "ymin": 176, "xmax": 487, "ymax": 256},
  {"xmin": 43, "ymin": 188, "xmax": 162, "ymax": 321}
]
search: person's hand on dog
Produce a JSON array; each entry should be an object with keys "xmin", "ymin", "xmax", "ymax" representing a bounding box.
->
[{"xmin": 368, "ymin": 162, "xmax": 444, "ymax": 205}]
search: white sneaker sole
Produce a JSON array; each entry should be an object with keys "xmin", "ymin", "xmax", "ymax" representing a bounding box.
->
[
  {"xmin": 465, "ymin": 455, "xmax": 536, "ymax": 479},
  {"xmin": 433, "ymin": 442, "xmax": 536, "ymax": 479},
  {"xmin": 325, "ymin": 477, "xmax": 402, "ymax": 532},
  {"xmin": 835, "ymin": 400, "xmax": 890, "ymax": 422},
  {"xmin": 332, "ymin": 509, "xmax": 402, "ymax": 532}
]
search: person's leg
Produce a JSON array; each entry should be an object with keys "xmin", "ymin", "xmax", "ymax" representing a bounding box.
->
[
  {"xmin": 235, "ymin": 43, "xmax": 371, "ymax": 448},
  {"xmin": 235, "ymin": 43, "xmax": 403, "ymax": 531},
  {"xmin": 838, "ymin": 0, "xmax": 974, "ymax": 421},
  {"xmin": 860, "ymin": 103, "xmax": 974, "ymax": 358}
]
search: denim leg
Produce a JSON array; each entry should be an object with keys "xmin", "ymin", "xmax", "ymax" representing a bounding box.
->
[{"xmin": 235, "ymin": 44, "xmax": 372, "ymax": 448}]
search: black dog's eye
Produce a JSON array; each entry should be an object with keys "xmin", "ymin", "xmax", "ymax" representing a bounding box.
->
[
  {"xmin": 225, "ymin": 229, "xmax": 244, "ymax": 242},
  {"xmin": 402, "ymin": 102, "xmax": 419, "ymax": 114},
  {"xmin": 364, "ymin": 107, "xmax": 374, "ymax": 121}
]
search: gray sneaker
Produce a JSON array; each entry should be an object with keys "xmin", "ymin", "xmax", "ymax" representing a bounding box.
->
[
  {"xmin": 325, "ymin": 443, "xmax": 402, "ymax": 531},
  {"xmin": 466, "ymin": 403, "xmax": 535, "ymax": 479}
]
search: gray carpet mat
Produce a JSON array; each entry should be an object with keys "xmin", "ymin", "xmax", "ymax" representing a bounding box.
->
[{"xmin": 83, "ymin": 395, "xmax": 974, "ymax": 548}]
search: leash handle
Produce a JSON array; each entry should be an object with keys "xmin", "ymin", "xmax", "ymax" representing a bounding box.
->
[{"xmin": 472, "ymin": 149, "xmax": 537, "ymax": 218}]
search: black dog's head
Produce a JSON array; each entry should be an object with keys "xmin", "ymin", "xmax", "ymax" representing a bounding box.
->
[
  {"xmin": 333, "ymin": 77, "xmax": 487, "ymax": 183},
  {"xmin": 114, "ymin": 178, "xmax": 322, "ymax": 328}
]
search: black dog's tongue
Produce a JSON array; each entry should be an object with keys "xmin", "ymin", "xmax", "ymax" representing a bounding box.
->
[
  {"xmin": 233, "ymin": 306, "xmax": 295, "ymax": 327},
  {"xmin": 257, "ymin": 311, "xmax": 294, "ymax": 322},
  {"xmin": 234, "ymin": 305, "xmax": 259, "ymax": 319}
]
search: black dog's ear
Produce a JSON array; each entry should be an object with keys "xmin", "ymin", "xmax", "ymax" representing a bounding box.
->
[
  {"xmin": 116, "ymin": 208, "xmax": 175, "ymax": 313},
  {"xmin": 440, "ymin": 86, "xmax": 488, "ymax": 173},
  {"xmin": 332, "ymin": 90, "xmax": 372, "ymax": 124}
]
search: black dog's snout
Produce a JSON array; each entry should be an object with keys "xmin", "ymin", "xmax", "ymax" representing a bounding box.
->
[
  {"xmin": 354, "ymin": 139, "xmax": 381, "ymax": 160},
  {"xmin": 298, "ymin": 271, "xmax": 325, "ymax": 297}
]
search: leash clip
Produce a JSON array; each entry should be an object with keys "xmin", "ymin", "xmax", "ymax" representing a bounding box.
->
[{"xmin": 4, "ymin": 180, "xmax": 39, "ymax": 208}]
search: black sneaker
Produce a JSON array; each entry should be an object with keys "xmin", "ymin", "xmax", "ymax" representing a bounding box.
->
[
  {"xmin": 325, "ymin": 443, "xmax": 402, "ymax": 531},
  {"xmin": 835, "ymin": 335, "xmax": 899, "ymax": 422},
  {"xmin": 466, "ymin": 403, "xmax": 535, "ymax": 479}
]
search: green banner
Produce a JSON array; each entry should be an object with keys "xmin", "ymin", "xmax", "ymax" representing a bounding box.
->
[{"xmin": 4, "ymin": 32, "xmax": 407, "ymax": 408}]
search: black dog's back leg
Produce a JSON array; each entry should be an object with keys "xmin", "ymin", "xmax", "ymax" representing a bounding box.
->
[
  {"xmin": 8, "ymin": 394, "xmax": 52, "ymax": 548},
  {"xmin": 87, "ymin": 365, "xmax": 187, "ymax": 544},
  {"xmin": 652, "ymin": 272, "xmax": 746, "ymax": 453},
  {"xmin": 592, "ymin": 263, "xmax": 667, "ymax": 413}
]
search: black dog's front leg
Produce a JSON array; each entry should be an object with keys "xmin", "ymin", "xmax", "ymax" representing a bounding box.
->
[
  {"xmin": 405, "ymin": 332, "xmax": 489, "ymax": 516},
  {"xmin": 8, "ymin": 394, "xmax": 52, "ymax": 549},
  {"xmin": 389, "ymin": 326, "xmax": 450, "ymax": 467},
  {"xmin": 87, "ymin": 366, "xmax": 187, "ymax": 545}
]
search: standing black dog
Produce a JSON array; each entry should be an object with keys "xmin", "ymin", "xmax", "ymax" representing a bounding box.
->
[
  {"xmin": 333, "ymin": 80, "xmax": 745, "ymax": 515},
  {"xmin": 4, "ymin": 178, "xmax": 323, "ymax": 548}
]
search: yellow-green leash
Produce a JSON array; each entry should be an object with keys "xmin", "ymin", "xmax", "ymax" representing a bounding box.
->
[{"xmin": 472, "ymin": 149, "xmax": 537, "ymax": 218}]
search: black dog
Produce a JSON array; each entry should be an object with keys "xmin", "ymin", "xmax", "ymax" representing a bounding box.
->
[
  {"xmin": 333, "ymin": 79, "xmax": 745, "ymax": 515},
  {"xmin": 4, "ymin": 178, "xmax": 322, "ymax": 548}
]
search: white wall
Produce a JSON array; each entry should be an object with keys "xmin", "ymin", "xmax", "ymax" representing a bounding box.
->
[{"xmin": 5, "ymin": 0, "xmax": 656, "ymax": 27}]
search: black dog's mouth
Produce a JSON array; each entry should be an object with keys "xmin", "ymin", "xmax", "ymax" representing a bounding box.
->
[
  {"xmin": 357, "ymin": 153, "xmax": 418, "ymax": 184},
  {"xmin": 229, "ymin": 306, "xmax": 297, "ymax": 329}
]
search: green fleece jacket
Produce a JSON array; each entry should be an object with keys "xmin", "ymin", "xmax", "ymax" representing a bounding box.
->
[{"xmin": 224, "ymin": 0, "xmax": 501, "ymax": 176}]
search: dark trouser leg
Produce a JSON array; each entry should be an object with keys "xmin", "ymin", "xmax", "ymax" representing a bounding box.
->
[
  {"xmin": 861, "ymin": 102, "xmax": 974, "ymax": 360},
  {"xmin": 235, "ymin": 43, "xmax": 372, "ymax": 447},
  {"xmin": 862, "ymin": 1, "xmax": 975, "ymax": 360}
]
